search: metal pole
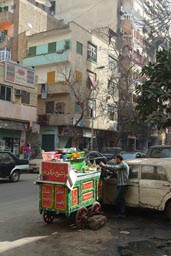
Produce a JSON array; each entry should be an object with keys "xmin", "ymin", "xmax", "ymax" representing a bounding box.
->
[{"xmin": 90, "ymin": 89, "xmax": 94, "ymax": 151}]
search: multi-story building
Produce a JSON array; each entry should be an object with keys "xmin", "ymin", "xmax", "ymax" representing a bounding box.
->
[
  {"xmin": 23, "ymin": 22, "xmax": 119, "ymax": 151},
  {"xmin": 0, "ymin": 0, "xmax": 65, "ymax": 155},
  {"xmin": 54, "ymin": 0, "xmax": 118, "ymax": 31},
  {"xmin": 0, "ymin": 0, "xmax": 64, "ymax": 62},
  {"xmin": 0, "ymin": 60, "xmax": 37, "ymax": 155}
]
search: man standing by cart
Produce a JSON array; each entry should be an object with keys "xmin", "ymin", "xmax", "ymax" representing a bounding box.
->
[{"xmin": 99, "ymin": 155, "xmax": 129, "ymax": 218}]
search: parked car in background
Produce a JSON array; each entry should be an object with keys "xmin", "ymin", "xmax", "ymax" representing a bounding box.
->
[
  {"xmin": 85, "ymin": 151, "xmax": 107, "ymax": 164},
  {"xmin": 121, "ymin": 151, "xmax": 145, "ymax": 160},
  {"xmin": 101, "ymin": 147, "xmax": 122, "ymax": 161},
  {"xmin": 103, "ymin": 158, "xmax": 171, "ymax": 220},
  {"xmin": 146, "ymin": 145, "xmax": 171, "ymax": 158},
  {"xmin": 0, "ymin": 151, "xmax": 29, "ymax": 182},
  {"xmin": 29, "ymin": 154, "xmax": 42, "ymax": 173}
]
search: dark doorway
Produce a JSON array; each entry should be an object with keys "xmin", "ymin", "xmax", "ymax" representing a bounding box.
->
[{"xmin": 42, "ymin": 134, "xmax": 55, "ymax": 151}]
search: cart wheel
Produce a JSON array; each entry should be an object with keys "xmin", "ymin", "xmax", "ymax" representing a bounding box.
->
[
  {"xmin": 43, "ymin": 211, "xmax": 54, "ymax": 224},
  {"xmin": 91, "ymin": 201, "xmax": 101, "ymax": 214},
  {"xmin": 75, "ymin": 207, "xmax": 88, "ymax": 229}
]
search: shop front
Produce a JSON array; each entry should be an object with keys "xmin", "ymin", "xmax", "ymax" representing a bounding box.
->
[{"xmin": 0, "ymin": 119, "xmax": 29, "ymax": 156}]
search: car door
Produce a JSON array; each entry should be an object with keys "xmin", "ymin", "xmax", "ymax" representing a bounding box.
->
[
  {"xmin": 126, "ymin": 164, "xmax": 140, "ymax": 207},
  {"xmin": 139, "ymin": 165, "xmax": 171, "ymax": 209},
  {"xmin": 0, "ymin": 153, "xmax": 16, "ymax": 178}
]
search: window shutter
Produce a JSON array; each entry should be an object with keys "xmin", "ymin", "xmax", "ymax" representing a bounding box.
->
[
  {"xmin": 29, "ymin": 46, "xmax": 36, "ymax": 56},
  {"xmin": 48, "ymin": 42, "xmax": 56, "ymax": 53},
  {"xmin": 47, "ymin": 71, "xmax": 55, "ymax": 84}
]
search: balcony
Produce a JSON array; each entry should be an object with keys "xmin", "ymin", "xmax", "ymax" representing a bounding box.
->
[
  {"xmin": 23, "ymin": 52, "xmax": 70, "ymax": 67},
  {"xmin": 0, "ymin": 100, "xmax": 37, "ymax": 124},
  {"xmin": 38, "ymin": 83, "xmax": 70, "ymax": 96},
  {"xmin": 0, "ymin": 35, "xmax": 12, "ymax": 49},
  {"xmin": 37, "ymin": 115, "xmax": 48, "ymax": 126},
  {"xmin": 48, "ymin": 114, "xmax": 70, "ymax": 126},
  {"xmin": 38, "ymin": 114, "xmax": 70, "ymax": 126}
]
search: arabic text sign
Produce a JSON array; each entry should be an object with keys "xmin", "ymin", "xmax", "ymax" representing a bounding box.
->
[
  {"xmin": 5, "ymin": 60, "xmax": 35, "ymax": 87},
  {"xmin": 42, "ymin": 161, "xmax": 69, "ymax": 182}
]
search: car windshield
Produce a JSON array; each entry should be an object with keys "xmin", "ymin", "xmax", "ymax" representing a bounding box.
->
[
  {"xmin": 150, "ymin": 148, "xmax": 171, "ymax": 158},
  {"xmin": 122, "ymin": 153, "xmax": 135, "ymax": 159}
]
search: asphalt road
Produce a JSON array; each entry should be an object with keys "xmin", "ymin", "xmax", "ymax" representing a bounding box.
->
[
  {"xmin": 0, "ymin": 174, "xmax": 38, "ymax": 223},
  {"xmin": 1, "ymin": 174, "xmax": 171, "ymax": 256}
]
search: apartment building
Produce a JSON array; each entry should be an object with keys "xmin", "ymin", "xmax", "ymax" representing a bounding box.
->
[
  {"xmin": 54, "ymin": 0, "xmax": 118, "ymax": 31},
  {"xmin": 0, "ymin": 60, "xmax": 37, "ymax": 155},
  {"xmin": 0, "ymin": 0, "xmax": 66, "ymax": 155},
  {"xmin": 0, "ymin": 0, "xmax": 65, "ymax": 62},
  {"xmin": 23, "ymin": 22, "xmax": 119, "ymax": 151}
]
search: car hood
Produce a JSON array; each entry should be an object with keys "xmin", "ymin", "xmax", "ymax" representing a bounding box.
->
[{"xmin": 29, "ymin": 159, "xmax": 42, "ymax": 164}]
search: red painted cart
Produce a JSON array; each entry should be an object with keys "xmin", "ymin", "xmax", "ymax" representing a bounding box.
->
[{"xmin": 35, "ymin": 160, "xmax": 103, "ymax": 228}]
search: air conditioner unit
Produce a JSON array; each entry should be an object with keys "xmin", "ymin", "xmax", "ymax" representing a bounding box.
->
[{"xmin": 15, "ymin": 89, "xmax": 21, "ymax": 96}]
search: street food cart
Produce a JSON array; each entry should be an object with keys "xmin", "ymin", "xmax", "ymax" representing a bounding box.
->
[{"xmin": 35, "ymin": 151, "xmax": 103, "ymax": 229}]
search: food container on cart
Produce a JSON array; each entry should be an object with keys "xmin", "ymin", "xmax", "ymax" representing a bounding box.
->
[
  {"xmin": 42, "ymin": 151, "xmax": 61, "ymax": 161},
  {"xmin": 69, "ymin": 158, "xmax": 86, "ymax": 172}
]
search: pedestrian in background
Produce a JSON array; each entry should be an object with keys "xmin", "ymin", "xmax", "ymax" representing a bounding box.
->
[
  {"xmin": 99, "ymin": 155, "xmax": 129, "ymax": 218},
  {"xmin": 24, "ymin": 143, "xmax": 31, "ymax": 160}
]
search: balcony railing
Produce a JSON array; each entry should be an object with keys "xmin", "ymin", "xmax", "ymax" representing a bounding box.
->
[
  {"xmin": 23, "ymin": 52, "xmax": 70, "ymax": 67},
  {"xmin": 37, "ymin": 115, "xmax": 48, "ymax": 126}
]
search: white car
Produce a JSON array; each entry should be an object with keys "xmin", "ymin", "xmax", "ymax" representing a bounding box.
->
[
  {"xmin": 29, "ymin": 155, "xmax": 42, "ymax": 173},
  {"xmin": 103, "ymin": 158, "xmax": 171, "ymax": 220}
]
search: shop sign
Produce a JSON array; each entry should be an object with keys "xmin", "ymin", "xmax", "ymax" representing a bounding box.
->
[
  {"xmin": 83, "ymin": 129, "xmax": 92, "ymax": 138},
  {"xmin": 5, "ymin": 60, "xmax": 35, "ymax": 87},
  {"xmin": 42, "ymin": 161, "xmax": 70, "ymax": 182}
]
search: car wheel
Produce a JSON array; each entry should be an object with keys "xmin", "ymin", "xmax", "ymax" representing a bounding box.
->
[
  {"xmin": 166, "ymin": 201, "xmax": 171, "ymax": 220},
  {"xmin": 9, "ymin": 170, "xmax": 20, "ymax": 182}
]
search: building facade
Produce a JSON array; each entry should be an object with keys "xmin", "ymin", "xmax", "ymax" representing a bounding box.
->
[
  {"xmin": 23, "ymin": 22, "xmax": 119, "ymax": 151},
  {"xmin": 0, "ymin": 60, "xmax": 37, "ymax": 155}
]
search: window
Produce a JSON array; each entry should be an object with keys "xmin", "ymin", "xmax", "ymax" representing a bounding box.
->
[
  {"xmin": 46, "ymin": 101, "xmax": 54, "ymax": 113},
  {"xmin": 76, "ymin": 41, "xmax": 83, "ymax": 55},
  {"xmin": 48, "ymin": 42, "xmax": 56, "ymax": 53},
  {"xmin": 75, "ymin": 70, "xmax": 82, "ymax": 83},
  {"xmin": 21, "ymin": 91, "xmax": 30, "ymax": 104},
  {"xmin": 87, "ymin": 42, "xmax": 97, "ymax": 62},
  {"xmin": 129, "ymin": 165, "xmax": 139, "ymax": 179},
  {"xmin": 0, "ymin": 84, "xmax": 11, "ymax": 101},
  {"xmin": 0, "ymin": 153, "xmax": 14, "ymax": 164},
  {"xmin": 47, "ymin": 71, "xmax": 55, "ymax": 84},
  {"xmin": 108, "ymin": 80, "xmax": 115, "ymax": 94},
  {"xmin": 87, "ymin": 99, "xmax": 96, "ymax": 118},
  {"xmin": 108, "ymin": 105, "xmax": 114, "ymax": 121},
  {"xmin": 0, "ymin": 48, "xmax": 11, "ymax": 61},
  {"xmin": 6, "ymin": 87, "xmax": 11, "ymax": 101},
  {"xmin": 55, "ymin": 102, "xmax": 65, "ymax": 114},
  {"xmin": 87, "ymin": 71, "xmax": 96, "ymax": 89},
  {"xmin": 75, "ymin": 102, "xmax": 81, "ymax": 114},
  {"xmin": 109, "ymin": 55, "xmax": 117, "ymax": 70},
  {"xmin": 141, "ymin": 165, "xmax": 168, "ymax": 181},
  {"xmin": 29, "ymin": 46, "xmax": 36, "ymax": 56}
]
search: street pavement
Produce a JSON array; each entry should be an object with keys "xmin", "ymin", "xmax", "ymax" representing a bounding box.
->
[{"xmin": 0, "ymin": 174, "xmax": 171, "ymax": 256}]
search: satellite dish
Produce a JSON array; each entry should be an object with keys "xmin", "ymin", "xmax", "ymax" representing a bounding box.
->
[
  {"xmin": 27, "ymin": 23, "xmax": 33, "ymax": 29},
  {"xmin": 35, "ymin": 0, "xmax": 45, "ymax": 4},
  {"xmin": 35, "ymin": 0, "xmax": 51, "ymax": 7},
  {"xmin": 44, "ymin": 1, "xmax": 51, "ymax": 7}
]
